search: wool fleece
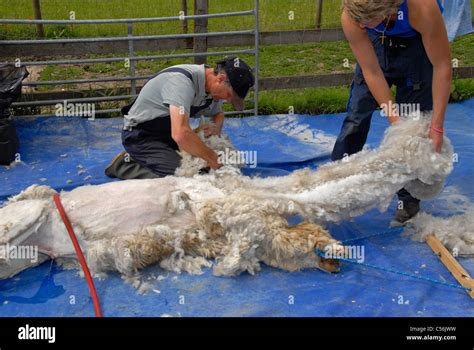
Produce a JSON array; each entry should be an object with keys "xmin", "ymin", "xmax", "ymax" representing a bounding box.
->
[{"xmin": 0, "ymin": 116, "xmax": 459, "ymax": 280}]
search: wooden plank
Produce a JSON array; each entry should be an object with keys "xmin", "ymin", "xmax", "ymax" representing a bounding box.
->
[
  {"xmin": 0, "ymin": 40, "xmax": 194, "ymax": 58},
  {"xmin": 0, "ymin": 29, "xmax": 345, "ymax": 59},
  {"xmin": 18, "ymin": 73, "xmax": 353, "ymax": 105},
  {"xmin": 16, "ymin": 66, "xmax": 474, "ymax": 105},
  {"xmin": 260, "ymin": 72, "xmax": 353, "ymax": 90},
  {"xmin": 426, "ymin": 234, "xmax": 474, "ymax": 299},
  {"xmin": 19, "ymin": 87, "xmax": 141, "ymax": 102},
  {"xmin": 453, "ymin": 66, "xmax": 474, "ymax": 80}
]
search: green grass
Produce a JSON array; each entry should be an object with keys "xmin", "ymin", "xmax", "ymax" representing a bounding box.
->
[
  {"xmin": 451, "ymin": 33, "xmax": 474, "ymax": 66},
  {"xmin": 258, "ymin": 86, "xmax": 349, "ymax": 115},
  {"xmin": 1, "ymin": 0, "xmax": 473, "ymax": 39},
  {"xmin": 0, "ymin": 0, "xmax": 343, "ymax": 39},
  {"xmin": 451, "ymin": 78, "xmax": 474, "ymax": 102},
  {"xmin": 256, "ymin": 79, "xmax": 474, "ymax": 115}
]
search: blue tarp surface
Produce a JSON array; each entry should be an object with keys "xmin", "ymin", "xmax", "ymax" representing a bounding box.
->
[
  {"xmin": 442, "ymin": 0, "xmax": 473, "ymax": 41},
  {"xmin": 1, "ymin": 99, "xmax": 473, "ymax": 317}
]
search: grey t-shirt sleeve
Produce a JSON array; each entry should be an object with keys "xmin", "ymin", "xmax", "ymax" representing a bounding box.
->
[
  {"xmin": 208, "ymin": 100, "xmax": 223, "ymax": 116},
  {"xmin": 161, "ymin": 74, "xmax": 195, "ymax": 116},
  {"xmin": 199, "ymin": 100, "xmax": 223, "ymax": 117}
]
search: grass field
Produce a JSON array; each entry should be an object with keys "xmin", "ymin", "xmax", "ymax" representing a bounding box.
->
[
  {"xmin": 0, "ymin": 0, "xmax": 344, "ymax": 39},
  {"xmin": 2, "ymin": 0, "xmax": 472, "ymax": 39}
]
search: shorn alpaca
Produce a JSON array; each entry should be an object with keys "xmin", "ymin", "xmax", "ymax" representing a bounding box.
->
[{"xmin": 0, "ymin": 115, "xmax": 464, "ymax": 281}]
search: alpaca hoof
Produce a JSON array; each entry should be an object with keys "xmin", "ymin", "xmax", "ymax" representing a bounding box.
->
[{"xmin": 318, "ymin": 258, "xmax": 341, "ymax": 273}]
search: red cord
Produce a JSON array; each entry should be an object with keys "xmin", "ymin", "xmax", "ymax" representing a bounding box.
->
[{"xmin": 53, "ymin": 193, "xmax": 103, "ymax": 317}]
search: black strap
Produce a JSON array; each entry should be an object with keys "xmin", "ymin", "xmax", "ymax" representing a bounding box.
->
[
  {"xmin": 155, "ymin": 67, "xmax": 193, "ymax": 80},
  {"xmin": 190, "ymin": 98, "xmax": 213, "ymax": 117}
]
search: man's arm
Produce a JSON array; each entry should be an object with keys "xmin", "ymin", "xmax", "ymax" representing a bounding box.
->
[
  {"xmin": 211, "ymin": 112, "xmax": 224, "ymax": 131},
  {"xmin": 169, "ymin": 105, "xmax": 220, "ymax": 169},
  {"xmin": 201, "ymin": 112, "xmax": 224, "ymax": 137},
  {"xmin": 409, "ymin": 0, "xmax": 452, "ymax": 152},
  {"xmin": 342, "ymin": 10, "xmax": 400, "ymax": 124}
]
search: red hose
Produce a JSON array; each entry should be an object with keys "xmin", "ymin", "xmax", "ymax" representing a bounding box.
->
[{"xmin": 53, "ymin": 192, "xmax": 103, "ymax": 317}]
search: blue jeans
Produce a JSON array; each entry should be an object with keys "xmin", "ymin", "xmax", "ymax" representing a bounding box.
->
[{"xmin": 332, "ymin": 32, "xmax": 434, "ymax": 203}]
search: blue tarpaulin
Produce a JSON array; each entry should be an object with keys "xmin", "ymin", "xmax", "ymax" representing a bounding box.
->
[
  {"xmin": 442, "ymin": 0, "xmax": 473, "ymax": 41},
  {"xmin": 1, "ymin": 99, "xmax": 473, "ymax": 317}
]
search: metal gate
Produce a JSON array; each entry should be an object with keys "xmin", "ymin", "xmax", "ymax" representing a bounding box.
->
[{"xmin": 0, "ymin": 0, "xmax": 259, "ymax": 118}]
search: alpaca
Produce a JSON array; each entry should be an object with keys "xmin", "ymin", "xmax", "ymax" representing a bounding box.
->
[
  {"xmin": 0, "ymin": 178, "xmax": 341, "ymax": 279},
  {"xmin": 0, "ymin": 115, "xmax": 457, "ymax": 281}
]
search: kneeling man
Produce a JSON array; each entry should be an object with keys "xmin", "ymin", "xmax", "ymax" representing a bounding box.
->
[{"xmin": 105, "ymin": 57, "xmax": 255, "ymax": 179}]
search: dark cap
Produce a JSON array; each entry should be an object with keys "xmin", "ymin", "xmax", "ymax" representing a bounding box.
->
[{"xmin": 216, "ymin": 57, "xmax": 255, "ymax": 111}]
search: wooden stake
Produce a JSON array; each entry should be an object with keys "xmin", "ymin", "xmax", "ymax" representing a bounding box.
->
[
  {"xmin": 316, "ymin": 0, "xmax": 323, "ymax": 30},
  {"xmin": 181, "ymin": 0, "xmax": 188, "ymax": 34},
  {"xmin": 426, "ymin": 234, "xmax": 474, "ymax": 299},
  {"xmin": 32, "ymin": 0, "xmax": 45, "ymax": 38},
  {"xmin": 193, "ymin": 0, "xmax": 208, "ymax": 65}
]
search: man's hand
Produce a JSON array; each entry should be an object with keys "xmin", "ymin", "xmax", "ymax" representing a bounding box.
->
[
  {"xmin": 202, "ymin": 123, "xmax": 221, "ymax": 138},
  {"xmin": 170, "ymin": 105, "xmax": 221, "ymax": 168},
  {"xmin": 207, "ymin": 153, "xmax": 221, "ymax": 170},
  {"xmin": 429, "ymin": 128, "xmax": 443, "ymax": 153},
  {"xmin": 387, "ymin": 115, "xmax": 400, "ymax": 126}
]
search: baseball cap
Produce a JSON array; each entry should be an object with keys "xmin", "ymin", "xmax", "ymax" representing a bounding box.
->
[{"xmin": 216, "ymin": 57, "xmax": 255, "ymax": 111}]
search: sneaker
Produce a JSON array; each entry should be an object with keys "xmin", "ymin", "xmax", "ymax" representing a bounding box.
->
[{"xmin": 391, "ymin": 201, "xmax": 420, "ymax": 226}]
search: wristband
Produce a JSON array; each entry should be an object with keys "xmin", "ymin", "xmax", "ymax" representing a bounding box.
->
[{"xmin": 431, "ymin": 125, "xmax": 444, "ymax": 133}]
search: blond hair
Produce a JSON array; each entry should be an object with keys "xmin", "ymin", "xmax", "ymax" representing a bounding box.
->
[{"xmin": 343, "ymin": 0, "xmax": 404, "ymax": 23}]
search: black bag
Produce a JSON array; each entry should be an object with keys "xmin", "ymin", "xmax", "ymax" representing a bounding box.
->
[
  {"xmin": 0, "ymin": 118, "xmax": 19, "ymax": 164},
  {"xmin": 0, "ymin": 64, "xmax": 29, "ymax": 165}
]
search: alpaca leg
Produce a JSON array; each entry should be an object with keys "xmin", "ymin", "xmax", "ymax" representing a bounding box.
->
[
  {"xmin": 86, "ymin": 224, "xmax": 216, "ymax": 276},
  {"xmin": 6, "ymin": 185, "xmax": 56, "ymax": 203},
  {"xmin": 0, "ymin": 199, "xmax": 51, "ymax": 279}
]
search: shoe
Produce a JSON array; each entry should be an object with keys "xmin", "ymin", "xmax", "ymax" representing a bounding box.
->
[
  {"xmin": 104, "ymin": 151, "xmax": 126, "ymax": 178},
  {"xmin": 391, "ymin": 201, "xmax": 420, "ymax": 226}
]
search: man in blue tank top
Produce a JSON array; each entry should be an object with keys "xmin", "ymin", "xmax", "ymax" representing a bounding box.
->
[{"xmin": 333, "ymin": 0, "xmax": 452, "ymax": 224}]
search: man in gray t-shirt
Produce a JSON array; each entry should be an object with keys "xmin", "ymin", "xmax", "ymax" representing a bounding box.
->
[{"xmin": 105, "ymin": 57, "xmax": 254, "ymax": 179}]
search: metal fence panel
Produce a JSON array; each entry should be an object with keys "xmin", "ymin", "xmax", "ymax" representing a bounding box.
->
[{"xmin": 2, "ymin": 2, "xmax": 260, "ymax": 118}]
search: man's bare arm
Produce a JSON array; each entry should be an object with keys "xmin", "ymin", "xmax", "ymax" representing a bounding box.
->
[
  {"xmin": 409, "ymin": 0, "xmax": 452, "ymax": 131},
  {"xmin": 169, "ymin": 105, "xmax": 220, "ymax": 169},
  {"xmin": 342, "ymin": 9, "xmax": 399, "ymax": 124},
  {"xmin": 211, "ymin": 112, "xmax": 224, "ymax": 131},
  {"xmin": 200, "ymin": 112, "xmax": 224, "ymax": 137}
]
